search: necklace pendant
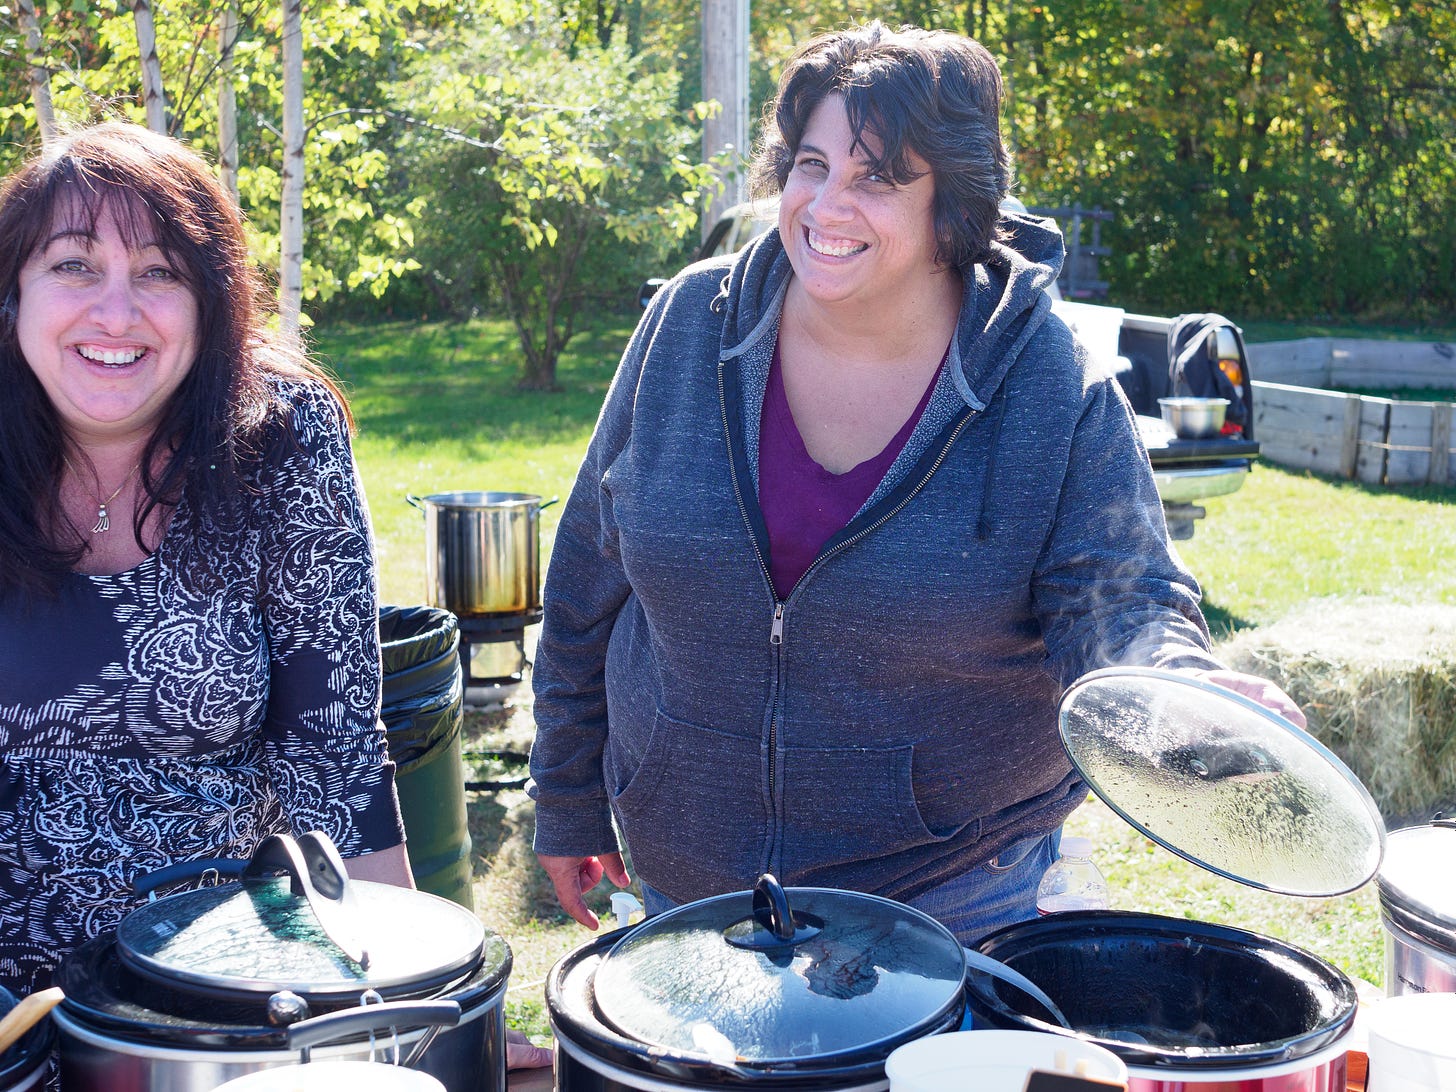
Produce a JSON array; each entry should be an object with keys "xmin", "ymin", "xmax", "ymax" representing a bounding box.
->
[{"xmin": 93, "ymin": 504, "xmax": 110, "ymax": 534}]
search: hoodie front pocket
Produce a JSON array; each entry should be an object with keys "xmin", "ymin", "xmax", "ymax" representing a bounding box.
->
[
  {"xmin": 605, "ymin": 709, "xmax": 768, "ymax": 899},
  {"xmin": 778, "ymin": 742, "xmax": 960, "ymax": 877}
]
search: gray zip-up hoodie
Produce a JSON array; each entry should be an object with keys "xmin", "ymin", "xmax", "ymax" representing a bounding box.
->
[{"xmin": 528, "ymin": 212, "xmax": 1222, "ymax": 906}]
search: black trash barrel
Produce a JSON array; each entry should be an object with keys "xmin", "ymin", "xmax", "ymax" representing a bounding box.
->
[{"xmin": 378, "ymin": 604, "xmax": 474, "ymax": 911}]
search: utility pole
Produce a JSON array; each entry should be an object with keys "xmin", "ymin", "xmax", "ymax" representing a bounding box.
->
[{"xmin": 701, "ymin": 0, "xmax": 749, "ymax": 239}]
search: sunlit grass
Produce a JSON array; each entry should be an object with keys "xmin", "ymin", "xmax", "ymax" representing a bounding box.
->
[{"xmin": 1178, "ymin": 465, "xmax": 1456, "ymax": 637}]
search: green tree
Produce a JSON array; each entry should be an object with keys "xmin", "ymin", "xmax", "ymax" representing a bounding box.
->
[
  {"xmin": 0, "ymin": 1, "xmax": 437, "ymax": 312},
  {"xmin": 992, "ymin": 0, "xmax": 1456, "ymax": 321},
  {"xmin": 390, "ymin": 8, "xmax": 716, "ymax": 389}
]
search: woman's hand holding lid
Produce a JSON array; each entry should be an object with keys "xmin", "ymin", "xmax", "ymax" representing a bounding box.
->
[{"xmin": 1194, "ymin": 669, "xmax": 1307, "ymax": 729}]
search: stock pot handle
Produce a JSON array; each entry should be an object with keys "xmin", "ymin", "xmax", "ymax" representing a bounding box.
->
[
  {"xmin": 287, "ymin": 999, "xmax": 462, "ymax": 1061},
  {"xmin": 132, "ymin": 834, "xmax": 314, "ymax": 899},
  {"xmin": 405, "ymin": 493, "xmax": 425, "ymax": 511},
  {"xmin": 133, "ymin": 857, "xmax": 247, "ymax": 898}
]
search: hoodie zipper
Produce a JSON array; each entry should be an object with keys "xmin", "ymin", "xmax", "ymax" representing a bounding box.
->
[
  {"xmin": 720, "ymin": 357, "xmax": 976, "ymax": 869},
  {"xmin": 719, "ymin": 361, "xmax": 787, "ymax": 872}
]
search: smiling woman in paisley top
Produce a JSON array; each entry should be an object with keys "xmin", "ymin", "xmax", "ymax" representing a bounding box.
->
[{"xmin": 0, "ymin": 122, "xmax": 412, "ymax": 996}]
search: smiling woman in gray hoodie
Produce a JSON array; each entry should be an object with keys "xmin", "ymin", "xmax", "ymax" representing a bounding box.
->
[{"xmin": 527, "ymin": 21, "xmax": 1301, "ymax": 944}]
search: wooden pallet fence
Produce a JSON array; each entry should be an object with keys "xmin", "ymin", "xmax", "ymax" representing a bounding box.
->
[
  {"xmin": 1245, "ymin": 338, "xmax": 1455, "ymax": 486},
  {"xmin": 1248, "ymin": 337, "xmax": 1456, "ymax": 389},
  {"xmin": 1252, "ymin": 380, "xmax": 1455, "ymax": 485}
]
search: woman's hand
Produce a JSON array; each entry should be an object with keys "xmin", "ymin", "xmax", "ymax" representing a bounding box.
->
[
  {"xmin": 536, "ymin": 852, "xmax": 631, "ymax": 929},
  {"xmin": 507, "ymin": 1029, "xmax": 553, "ymax": 1070},
  {"xmin": 1195, "ymin": 669, "xmax": 1307, "ymax": 728}
]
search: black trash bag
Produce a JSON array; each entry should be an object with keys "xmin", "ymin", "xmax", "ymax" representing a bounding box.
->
[
  {"xmin": 1167, "ymin": 312, "xmax": 1254, "ymax": 437},
  {"xmin": 378, "ymin": 605, "xmax": 474, "ymax": 909},
  {"xmin": 378, "ymin": 605, "xmax": 462, "ymax": 770}
]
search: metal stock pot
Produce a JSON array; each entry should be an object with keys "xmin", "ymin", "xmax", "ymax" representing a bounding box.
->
[
  {"xmin": 50, "ymin": 833, "xmax": 510, "ymax": 1092},
  {"xmin": 407, "ymin": 491, "xmax": 556, "ymax": 617}
]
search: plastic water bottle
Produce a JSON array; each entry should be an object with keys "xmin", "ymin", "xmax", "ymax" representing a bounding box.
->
[{"xmin": 1036, "ymin": 835, "xmax": 1110, "ymax": 914}]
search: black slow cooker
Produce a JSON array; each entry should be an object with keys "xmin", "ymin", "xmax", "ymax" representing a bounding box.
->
[
  {"xmin": 965, "ymin": 910, "xmax": 1357, "ymax": 1068},
  {"xmin": 51, "ymin": 832, "xmax": 510, "ymax": 1092},
  {"xmin": 547, "ymin": 874, "xmax": 967, "ymax": 1092},
  {"xmin": 954, "ymin": 668, "xmax": 1386, "ymax": 1092}
]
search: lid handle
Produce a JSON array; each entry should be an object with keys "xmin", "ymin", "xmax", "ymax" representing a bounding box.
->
[
  {"xmin": 243, "ymin": 832, "xmax": 372, "ymax": 970},
  {"xmin": 723, "ymin": 874, "xmax": 824, "ymax": 950},
  {"xmin": 242, "ymin": 834, "xmax": 314, "ymax": 896},
  {"xmin": 754, "ymin": 873, "xmax": 796, "ymax": 942}
]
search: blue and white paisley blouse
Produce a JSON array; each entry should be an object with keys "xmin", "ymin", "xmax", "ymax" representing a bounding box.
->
[{"xmin": 0, "ymin": 377, "xmax": 405, "ymax": 994}]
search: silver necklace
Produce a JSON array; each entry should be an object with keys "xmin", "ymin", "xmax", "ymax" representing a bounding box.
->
[{"xmin": 62, "ymin": 455, "xmax": 142, "ymax": 534}]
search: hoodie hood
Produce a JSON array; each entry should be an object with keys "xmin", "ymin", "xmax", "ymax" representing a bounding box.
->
[{"xmin": 711, "ymin": 206, "xmax": 1067, "ymax": 412}]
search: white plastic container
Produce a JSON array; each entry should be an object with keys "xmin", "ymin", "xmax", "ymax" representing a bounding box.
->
[
  {"xmin": 1366, "ymin": 993, "xmax": 1456, "ymax": 1092},
  {"xmin": 886, "ymin": 1029, "xmax": 1127, "ymax": 1092},
  {"xmin": 213, "ymin": 1060, "xmax": 446, "ymax": 1091}
]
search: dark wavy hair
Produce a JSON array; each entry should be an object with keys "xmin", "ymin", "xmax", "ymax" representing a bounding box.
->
[
  {"xmin": 749, "ymin": 21, "xmax": 1011, "ymax": 272},
  {"xmin": 0, "ymin": 121, "xmax": 346, "ymax": 598}
]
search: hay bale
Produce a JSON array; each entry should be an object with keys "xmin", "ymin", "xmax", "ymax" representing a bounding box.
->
[{"xmin": 1216, "ymin": 598, "xmax": 1456, "ymax": 824}]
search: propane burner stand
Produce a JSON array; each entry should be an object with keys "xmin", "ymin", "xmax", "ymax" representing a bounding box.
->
[{"xmin": 457, "ymin": 608, "xmax": 542, "ymax": 701}]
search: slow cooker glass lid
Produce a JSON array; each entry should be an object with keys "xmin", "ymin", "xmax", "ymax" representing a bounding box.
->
[
  {"xmin": 117, "ymin": 877, "xmax": 489, "ymax": 997},
  {"xmin": 591, "ymin": 882, "xmax": 965, "ymax": 1064},
  {"xmin": 1058, "ymin": 667, "xmax": 1385, "ymax": 897}
]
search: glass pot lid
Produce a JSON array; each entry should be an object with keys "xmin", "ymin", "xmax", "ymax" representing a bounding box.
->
[
  {"xmin": 590, "ymin": 874, "xmax": 966, "ymax": 1066},
  {"xmin": 116, "ymin": 833, "xmax": 490, "ymax": 999},
  {"xmin": 1058, "ymin": 667, "xmax": 1385, "ymax": 897}
]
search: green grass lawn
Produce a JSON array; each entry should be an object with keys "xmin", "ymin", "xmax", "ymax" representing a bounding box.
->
[{"xmin": 315, "ymin": 313, "xmax": 1455, "ymax": 1042}]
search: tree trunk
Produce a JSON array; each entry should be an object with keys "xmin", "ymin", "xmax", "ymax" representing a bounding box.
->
[
  {"xmin": 217, "ymin": 3, "xmax": 240, "ymax": 205},
  {"xmin": 18, "ymin": 0, "xmax": 55, "ymax": 144},
  {"xmin": 700, "ymin": 0, "xmax": 749, "ymax": 238},
  {"xmin": 279, "ymin": 0, "xmax": 306, "ymax": 334},
  {"xmin": 132, "ymin": 0, "xmax": 168, "ymax": 133}
]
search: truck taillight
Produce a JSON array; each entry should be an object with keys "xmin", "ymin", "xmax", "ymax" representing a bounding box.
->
[{"xmin": 1217, "ymin": 357, "xmax": 1243, "ymax": 387}]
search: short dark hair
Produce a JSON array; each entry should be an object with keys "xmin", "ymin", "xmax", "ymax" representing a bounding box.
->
[
  {"xmin": 749, "ymin": 21, "xmax": 1010, "ymax": 271},
  {"xmin": 0, "ymin": 122, "xmax": 341, "ymax": 597}
]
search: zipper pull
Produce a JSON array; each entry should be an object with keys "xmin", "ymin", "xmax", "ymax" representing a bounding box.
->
[{"xmin": 770, "ymin": 603, "xmax": 785, "ymax": 646}]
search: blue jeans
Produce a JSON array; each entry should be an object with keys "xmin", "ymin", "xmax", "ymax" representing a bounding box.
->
[{"xmin": 638, "ymin": 827, "xmax": 1061, "ymax": 948}]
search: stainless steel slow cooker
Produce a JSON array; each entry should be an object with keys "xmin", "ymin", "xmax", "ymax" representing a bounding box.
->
[
  {"xmin": 50, "ymin": 832, "xmax": 510, "ymax": 1092},
  {"xmin": 547, "ymin": 874, "xmax": 967, "ymax": 1092},
  {"xmin": 1376, "ymin": 820, "xmax": 1456, "ymax": 995}
]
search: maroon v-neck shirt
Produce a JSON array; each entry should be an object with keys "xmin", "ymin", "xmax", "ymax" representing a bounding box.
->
[{"xmin": 759, "ymin": 339, "xmax": 942, "ymax": 597}]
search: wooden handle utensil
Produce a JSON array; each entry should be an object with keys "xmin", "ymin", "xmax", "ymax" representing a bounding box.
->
[{"xmin": 0, "ymin": 986, "xmax": 64, "ymax": 1055}]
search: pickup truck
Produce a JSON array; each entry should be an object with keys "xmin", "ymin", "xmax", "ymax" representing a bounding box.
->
[{"xmin": 638, "ymin": 201, "xmax": 1258, "ymax": 540}]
